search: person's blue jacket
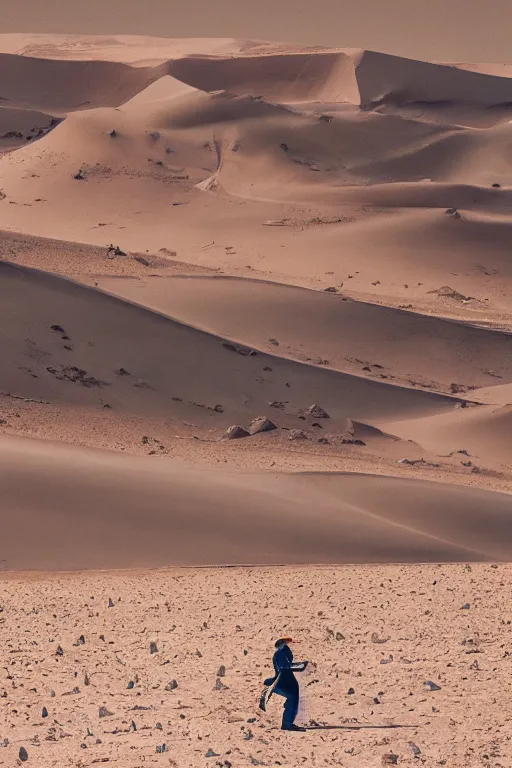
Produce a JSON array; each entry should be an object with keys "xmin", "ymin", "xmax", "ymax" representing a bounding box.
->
[{"xmin": 265, "ymin": 644, "xmax": 307, "ymax": 688}]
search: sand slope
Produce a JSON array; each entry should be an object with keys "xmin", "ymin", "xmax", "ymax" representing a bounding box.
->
[
  {"xmin": 0, "ymin": 52, "xmax": 167, "ymax": 113},
  {"xmin": 99, "ymin": 275, "xmax": 512, "ymax": 393},
  {"xmin": 1, "ymin": 261, "xmax": 457, "ymax": 429},
  {"xmin": 2, "ymin": 433, "xmax": 512, "ymax": 570}
]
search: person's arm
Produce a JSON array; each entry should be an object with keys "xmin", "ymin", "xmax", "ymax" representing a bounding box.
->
[
  {"xmin": 275, "ymin": 647, "xmax": 308, "ymax": 672},
  {"xmin": 289, "ymin": 661, "xmax": 308, "ymax": 672}
]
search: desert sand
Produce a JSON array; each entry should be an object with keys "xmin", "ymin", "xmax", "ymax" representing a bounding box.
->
[{"xmin": 1, "ymin": 33, "xmax": 512, "ymax": 765}]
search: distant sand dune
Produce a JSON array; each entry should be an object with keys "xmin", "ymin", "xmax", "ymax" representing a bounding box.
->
[
  {"xmin": 0, "ymin": 52, "xmax": 167, "ymax": 113},
  {"xmin": 99, "ymin": 274, "xmax": 512, "ymax": 393},
  {"xmin": 0, "ymin": 261, "xmax": 455, "ymax": 425}
]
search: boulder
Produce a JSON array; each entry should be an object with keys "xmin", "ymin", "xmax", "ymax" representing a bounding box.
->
[
  {"xmin": 248, "ymin": 417, "xmax": 277, "ymax": 435},
  {"xmin": 224, "ymin": 425, "xmax": 250, "ymax": 440},
  {"xmin": 306, "ymin": 404, "xmax": 330, "ymax": 419},
  {"xmin": 289, "ymin": 429, "xmax": 307, "ymax": 441}
]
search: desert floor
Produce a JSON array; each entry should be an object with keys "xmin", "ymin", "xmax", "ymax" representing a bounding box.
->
[{"xmin": 2, "ymin": 565, "xmax": 512, "ymax": 768}]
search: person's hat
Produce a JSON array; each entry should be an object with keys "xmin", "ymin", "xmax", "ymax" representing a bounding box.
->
[{"xmin": 274, "ymin": 636, "xmax": 293, "ymax": 647}]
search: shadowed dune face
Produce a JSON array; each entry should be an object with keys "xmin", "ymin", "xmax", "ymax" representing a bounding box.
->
[
  {"xmin": 0, "ymin": 52, "xmax": 166, "ymax": 113},
  {"xmin": 167, "ymin": 51, "xmax": 360, "ymax": 104},
  {"xmin": 0, "ymin": 261, "xmax": 455, "ymax": 424},
  {"xmin": 2, "ymin": 434, "xmax": 512, "ymax": 570},
  {"xmin": 99, "ymin": 275, "xmax": 512, "ymax": 394}
]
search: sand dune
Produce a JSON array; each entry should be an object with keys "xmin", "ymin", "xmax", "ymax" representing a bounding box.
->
[
  {"xmin": 0, "ymin": 105, "xmax": 59, "ymax": 149},
  {"xmin": 0, "ymin": 52, "xmax": 166, "ymax": 113},
  {"xmin": 167, "ymin": 51, "xmax": 360, "ymax": 104},
  {"xmin": 0, "ymin": 261, "xmax": 455, "ymax": 429},
  {"xmin": 2, "ymin": 433, "xmax": 512, "ymax": 570},
  {"xmin": 0, "ymin": 33, "xmax": 247, "ymax": 63},
  {"xmin": 387, "ymin": 403, "xmax": 512, "ymax": 467},
  {"xmin": 99, "ymin": 275, "xmax": 512, "ymax": 393},
  {"xmin": 1, "ymin": 34, "xmax": 512, "ymax": 584},
  {"xmin": 472, "ymin": 382, "xmax": 512, "ymax": 405},
  {"xmin": 356, "ymin": 50, "xmax": 512, "ymax": 109}
]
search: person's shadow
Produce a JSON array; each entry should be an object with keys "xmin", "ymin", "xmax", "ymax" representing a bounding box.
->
[{"xmin": 305, "ymin": 723, "xmax": 416, "ymax": 731}]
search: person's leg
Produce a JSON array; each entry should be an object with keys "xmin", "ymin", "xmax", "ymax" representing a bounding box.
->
[{"xmin": 282, "ymin": 689, "xmax": 299, "ymax": 728}]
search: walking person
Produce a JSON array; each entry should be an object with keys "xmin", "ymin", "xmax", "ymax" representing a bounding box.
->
[{"xmin": 259, "ymin": 637, "xmax": 308, "ymax": 731}]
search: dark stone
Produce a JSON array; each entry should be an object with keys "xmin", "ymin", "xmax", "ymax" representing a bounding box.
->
[
  {"xmin": 248, "ymin": 417, "xmax": 277, "ymax": 435},
  {"xmin": 224, "ymin": 425, "xmax": 250, "ymax": 440},
  {"xmin": 306, "ymin": 404, "xmax": 330, "ymax": 419}
]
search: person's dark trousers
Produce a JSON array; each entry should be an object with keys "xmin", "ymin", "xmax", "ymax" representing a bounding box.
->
[{"xmin": 274, "ymin": 678, "xmax": 299, "ymax": 727}]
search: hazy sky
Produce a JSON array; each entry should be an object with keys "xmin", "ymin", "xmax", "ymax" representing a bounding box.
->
[{"xmin": 3, "ymin": 0, "xmax": 512, "ymax": 62}]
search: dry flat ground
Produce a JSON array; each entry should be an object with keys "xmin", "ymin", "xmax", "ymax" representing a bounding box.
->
[
  {"xmin": 1, "ymin": 33, "xmax": 512, "ymax": 766},
  {"xmin": 1, "ymin": 565, "xmax": 512, "ymax": 768}
]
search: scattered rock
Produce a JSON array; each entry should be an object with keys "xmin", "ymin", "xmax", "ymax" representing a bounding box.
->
[
  {"xmin": 248, "ymin": 417, "xmax": 277, "ymax": 435},
  {"xmin": 461, "ymin": 603, "xmax": 470, "ymax": 610},
  {"xmin": 165, "ymin": 680, "xmax": 178, "ymax": 691},
  {"xmin": 73, "ymin": 169, "xmax": 85, "ymax": 180},
  {"xmin": 134, "ymin": 255, "xmax": 150, "ymax": 266},
  {"xmin": 409, "ymin": 742, "xmax": 421, "ymax": 756},
  {"xmin": 324, "ymin": 286, "xmax": 338, "ymax": 293},
  {"xmin": 109, "ymin": 129, "xmax": 117, "ymax": 138},
  {"xmin": 215, "ymin": 677, "xmax": 227, "ymax": 690},
  {"xmin": 428, "ymin": 285, "xmax": 472, "ymax": 302},
  {"xmin": 127, "ymin": 680, "xmax": 135, "ymax": 689},
  {"xmin": 222, "ymin": 341, "xmax": 257, "ymax": 356},
  {"xmin": 108, "ymin": 597, "xmax": 115, "ymax": 607},
  {"xmin": 424, "ymin": 681, "xmax": 441, "ymax": 691},
  {"xmin": 224, "ymin": 425, "xmax": 250, "ymax": 440},
  {"xmin": 19, "ymin": 747, "xmax": 29, "ymax": 762},
  {"xmin": 99, "ymin": 706, "xmax": 113, "ymax": 718},
  {"xmin": 382, "ymin": 754, "xmax": 399, "ymax": 765},
  {"xmin": 444, "ymin": 207, "xmax": 462, "ymax": 219},
  {"xmin": 46, "ymin": 366, "xmax": 108, "ymax": 388},
  {"xmin": 156, "ymin": 744, "xmax": 167, "ymax": 753},
  {"xmin": 305, "ymin": 404, "xmax": 330, "ymax": 419},
  {"xmin": 280, "ymin": 143, "xmax": 289, "ymax": 151},
  {"xmin": 371, "ymin": 633, "xmax": 390, "ymax": 644},
  {"xmin": 50, "ymin": 324, "xmax": 66, "ymax": 333},
  {"xmin": 42, "ymin": 706, "xmax": 48, "ymax": 718},
  {"xmin": 150, "ymin": 641, "xmax": 158, "ymax": 654},
  {"xmin": 289, "ymin": 429, "xmax": 307, "ymax": 441},
  {"xmin": 348, "ymin": 687, "xmax": 355, "ymax": 695},
  {"xmin": 492, "ymin": 183, "xmax": 501, "ymax": 188},
  {"xmin": 217, "ymin": 665, "xmax": 226, "ymax": 677},
  {"xmin": 55, "ymin": 645, "xmax": 64, "ymax": 656}
]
